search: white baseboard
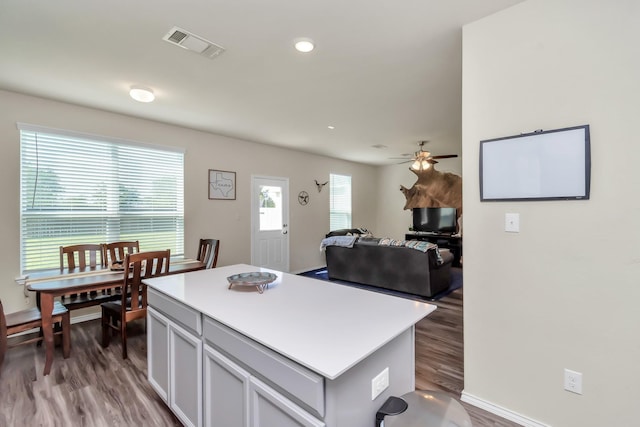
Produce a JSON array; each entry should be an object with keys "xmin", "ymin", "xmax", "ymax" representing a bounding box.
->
[
  {"xmin": 461, "ymin": 391, "xmax": 551, "ymax": 427},
  {"xmin": 70, "ymin": 312, "xmax": 101, "ymax": 324}
]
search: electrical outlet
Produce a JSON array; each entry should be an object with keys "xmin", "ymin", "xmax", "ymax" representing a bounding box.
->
[
  {"xmin": 564, "ymin": 369, "xmax": 583, "ymax": 394},
  {"xmin": 371, "ymin": 367, "xmax": 389, "ymax": 400}
]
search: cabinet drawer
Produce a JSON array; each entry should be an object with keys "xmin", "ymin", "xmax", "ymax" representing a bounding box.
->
[
  {"xmin": 148, "ymin": 288, "xmax": 202, "ymax": 336},
  {"xmin": 203, "ymin": 316, "xmax": 325, "ymax": 417}
]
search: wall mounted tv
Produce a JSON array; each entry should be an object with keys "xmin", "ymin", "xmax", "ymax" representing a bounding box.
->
[
  {"xmin": 479, "ymin": 124, "xmax": 590, "ymax": 201},
  {"xmin": 412, "ymin": 207, "xmax": 457, "ymax": 234}
]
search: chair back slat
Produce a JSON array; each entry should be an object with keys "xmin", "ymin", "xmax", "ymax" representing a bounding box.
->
[
  {"xmin": 104, "ymin": 241, "xmax": 140, "ymax": 266},
  {"xmin": 197, "ymin": 238, "xmax": 220, "ymax": 269},
  {"xmin": 59, "ymin": 244, "xmax": 105, "ymax": 270},
  {"xmin": 121, "ymin": 250, "xmax": 170, "ymax": 314}
]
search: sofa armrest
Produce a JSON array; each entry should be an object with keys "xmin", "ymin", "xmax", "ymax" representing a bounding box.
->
[{"xmin": 430, "ymin": 248, "xmax": 454, "ymax": 268}]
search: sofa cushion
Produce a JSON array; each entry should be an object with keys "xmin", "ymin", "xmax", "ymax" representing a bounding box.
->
[{"xmin": 355, "ymin": 237, "xmax": 380, "ymax": 246}]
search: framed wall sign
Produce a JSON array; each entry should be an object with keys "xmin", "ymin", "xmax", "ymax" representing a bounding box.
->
[{"xmin": 209, "ymin": 169, "xmax": 236, "ymax": 200}]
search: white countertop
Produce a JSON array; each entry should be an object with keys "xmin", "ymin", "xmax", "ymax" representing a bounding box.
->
[{"xmin": 144, "ymin": 264, "xmax": 436, "ymax": 380}]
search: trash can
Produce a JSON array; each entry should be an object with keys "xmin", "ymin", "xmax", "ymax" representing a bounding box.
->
[{"xmin": 375, "ymin": 390, "xmax": 472, "ymax": 427}]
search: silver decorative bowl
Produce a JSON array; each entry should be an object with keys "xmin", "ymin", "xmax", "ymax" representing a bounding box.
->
[{"xmin": 227, "ymin": 272, "xmax": 277, "ymax": 294}]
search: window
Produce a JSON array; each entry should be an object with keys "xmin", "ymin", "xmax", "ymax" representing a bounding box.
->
[
  {"xmin": 329, "ymin": 173, "xmax": 352, "ymax": 230},
  {"xmin": 259, "ymin": 185, "xmax": 283, "ymax": 231},
  {"xmin": 19, "ymin": 124, "xmax": 184, "ymax": 271}
]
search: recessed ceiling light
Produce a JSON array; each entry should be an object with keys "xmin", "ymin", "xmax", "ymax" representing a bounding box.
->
[
  {"xmin": 327, "ymin": 125, "xmax": 335, "ymax": 130},
  {"xmin": 129, "ymin": 85, "xmax": 155, "ymax": 103},
  {"xmin": 294, "ymin": 39, "xmax": 315, "ymax": 53}
]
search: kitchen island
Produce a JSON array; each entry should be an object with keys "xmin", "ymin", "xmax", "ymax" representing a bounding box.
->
[{"xmin": 144, "ymin": 264, "xmax": 436, "ymax": 427}]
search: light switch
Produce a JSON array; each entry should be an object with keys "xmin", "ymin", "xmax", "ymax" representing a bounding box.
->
[{"xmin": 505, "ymin": 213, "xmax": 520, "ymax": 232}]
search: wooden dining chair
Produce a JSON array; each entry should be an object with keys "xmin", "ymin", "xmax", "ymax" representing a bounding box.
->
[
  {"xmin": 60, "ymin": 243, "xmax": 105, "ymax": 270},
  {"xmin": 101, "ymin": 249, "xmax": 170, "ymax": 359},
  {"xmin": 0, "ymin": 298, "xmax": 70, "ymax": 376},
  {"xmin": 103, "ymin": 240, "xmax": 140, "ymax": 266},
  {"xmin": 58, "ymin": 244, "xmax": 119, "ymax": 311},
  {"xmin": 197, "ymin": 238, "xmax": 220, "ymax": 269}
]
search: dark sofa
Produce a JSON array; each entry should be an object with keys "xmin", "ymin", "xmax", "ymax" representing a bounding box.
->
[{"xmin": 324, "ymin": 237, "xmax": 453, "ymax": 298}]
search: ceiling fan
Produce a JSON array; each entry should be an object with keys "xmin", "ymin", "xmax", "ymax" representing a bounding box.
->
[{"xmin": 390, "ymin": 141, "xmax": 458, "ymax": 171}]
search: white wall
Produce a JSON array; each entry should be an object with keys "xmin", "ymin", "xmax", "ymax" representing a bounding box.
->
[
  {"xmin": 0, "ymin": 89, "xmax": 378, "ymax": 314},
  {"xmin": 462, "ymin": 1, "xmax": 640, "ymax": 426}
]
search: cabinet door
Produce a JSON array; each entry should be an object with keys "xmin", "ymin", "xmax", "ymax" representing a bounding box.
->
[
  {"xmin": 249, "ymin": 377, "xmax": 325, "ymax": 427},
  {"xmin": 204, "ymin": 344, "xmax": 250, "ymax": 427},
  {"xmin": 147, "ymin": 306, "xmax": 169, "ymax": 403},
  {"xmin": 169, "ymin": 321, "xmax": 203, "ymax": 427}
]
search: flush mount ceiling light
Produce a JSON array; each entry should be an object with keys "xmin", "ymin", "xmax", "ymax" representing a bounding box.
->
[
  {"xmin": 129, "ymin": 86, "xmax": 155, "ymax": 103},
  {"xmin": 294, "ymin": 38, "xmax": 315, "ymax": 53}
]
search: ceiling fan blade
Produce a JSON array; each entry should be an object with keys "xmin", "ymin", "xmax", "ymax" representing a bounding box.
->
[
  {"xmin": 430, "ymin": 154, "xmax": 458, "ymax": 159},
  {"xmin": 388, "ymin": 157, "xmax": 413, "ymax": 160}
]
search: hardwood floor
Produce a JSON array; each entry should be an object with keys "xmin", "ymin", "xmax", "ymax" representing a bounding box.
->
[
  {"xmin": 0, "ymin": 288, "xmax": 519, "ymax": 426},
  {"xmin": 0, "ymin": 320, "xmax": 181, "ymax": 426}
]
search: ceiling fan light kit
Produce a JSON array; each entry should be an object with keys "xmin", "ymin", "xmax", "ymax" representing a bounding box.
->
[
  {"xmin": 391, "ymin": 140, "xmax": 457, "ymax": 170},
  {"xmin": 411, "ymin": 158, "xmax": 431, "ymax": 171}
]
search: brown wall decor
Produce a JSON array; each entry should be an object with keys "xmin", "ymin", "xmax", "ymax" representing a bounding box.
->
[{"xmin": 400, "ymin": 166, "xmax": 462, "ymax": 218}]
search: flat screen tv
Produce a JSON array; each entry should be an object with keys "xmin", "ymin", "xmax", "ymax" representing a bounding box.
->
[
  {"xmin": 480, "ymin": 125, "xmax": 590, "ymax": 201},
  {"xmin": 412, "ymin": 207, "xmax": 457, "ymax": 234}
]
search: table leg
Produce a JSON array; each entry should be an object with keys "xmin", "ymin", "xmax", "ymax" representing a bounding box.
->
[
  {"xmin": 61, "ymin": 310, "xmax": 71, "ymax": 359},
  {"xmin": 39, "ymin": 293, "xmax": 54, "ymax": 376}
]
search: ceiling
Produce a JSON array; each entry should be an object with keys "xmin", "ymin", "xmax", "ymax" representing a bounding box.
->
[{"xmin": 0, "ymin": 0, "xmax": 522, "ymax": 166}]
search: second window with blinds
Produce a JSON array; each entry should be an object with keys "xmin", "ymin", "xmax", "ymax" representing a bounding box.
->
[{"xmin": 329, "ymin": 173, "xmax": 352, "ymax": 231}]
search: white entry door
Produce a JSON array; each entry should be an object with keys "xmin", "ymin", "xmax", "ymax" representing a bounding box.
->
[{"xmin": 251, "ymin": 176, "xmax": 289, "ymax": 272}]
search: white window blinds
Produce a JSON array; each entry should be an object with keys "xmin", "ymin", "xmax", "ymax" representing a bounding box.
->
[
  {"xmin": 19, "ymin": 125, "xmax": 184, "ymax": 271},
  {"xmin": 329, "ymin": 173, "xmax": 352, "ymax": 231}
]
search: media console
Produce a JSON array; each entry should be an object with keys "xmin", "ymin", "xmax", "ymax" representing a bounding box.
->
[{"xmin": 406, "ymin": 233, "xmax": 462, "ymax": 267}]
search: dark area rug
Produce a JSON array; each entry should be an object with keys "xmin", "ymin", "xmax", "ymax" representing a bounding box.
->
[{"xmin": 298, "ymin": 267, "xmax": 462, "ymax": 302}]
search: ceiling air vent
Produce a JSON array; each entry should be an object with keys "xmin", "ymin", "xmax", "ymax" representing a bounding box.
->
[{"xmin": 163, "ymin": 26, "xmax": 225, "ymax": 59}]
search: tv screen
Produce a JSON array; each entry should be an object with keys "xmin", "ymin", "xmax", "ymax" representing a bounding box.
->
[
  {"xmin": 480, "ymin": 125, "xmax": 590, "ymax": 201},
  {"xmin": 412, "ymin": 207, "xmax": 457, "ymax": 234}
]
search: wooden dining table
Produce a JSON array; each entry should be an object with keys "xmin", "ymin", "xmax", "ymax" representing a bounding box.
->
[{"xmin": 26, "ymin": 259, "xmax": 205, "ymax": 375}]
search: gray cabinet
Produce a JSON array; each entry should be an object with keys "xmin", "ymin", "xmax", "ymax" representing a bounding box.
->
[
  {"xmin": 249, "ymin": 377, "xmax": 325, "ymax": 427},
  {"xmin": 148, "ymin": 305, "xmax": 170, "ymax": 402},
  {"xmin": 203, "ymin": 342, "xmax": 325, "ymax": 427},
  {"xmin": 169, "ymin": 320, "xmax": 202, "ymax": 427},
  {"xmin": 148, "ymin": 284, "xmax": 417, "ymax": 427},
  {"xmin": 204, "ymin": 344, "xmax": 250, "ymax": 427},
  {"xmin": 148, "ymin": 290, "xmax": 203, "ymax": 427}
]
